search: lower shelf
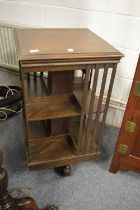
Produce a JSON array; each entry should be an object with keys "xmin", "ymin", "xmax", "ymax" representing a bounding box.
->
[{"xmin": 27, "ymin": 134, "xmax": 100, "ymax": 169}]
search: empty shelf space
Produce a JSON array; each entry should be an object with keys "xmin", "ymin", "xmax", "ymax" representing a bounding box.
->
[
  {"xmin": 28, "ymin": 134, "xmax": 100, "ymax": 169},
  {"xmin": 27, "ymin": 121, "xmax": 49, "ymax": 139},
  {"xmin": 26, "ymin": 94, "xmax": 81, "ymax": 121},
  {"xmin": 28, "ymin": 134, "xmax": 75, "ymax": 164},
  {"xmin": 24, "ymin": 76, "xmax": 49, "ymax": 98},
  {"xmin": 74, "ymin": 87, "xmax": 105, "ymax": 114}
]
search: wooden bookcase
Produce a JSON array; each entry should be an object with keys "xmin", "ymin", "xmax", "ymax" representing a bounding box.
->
[{"xmin": 15, "ymin": 29, "xmax": 123, "ymax": 170}]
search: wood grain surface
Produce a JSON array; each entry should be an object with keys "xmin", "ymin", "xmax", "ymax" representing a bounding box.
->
[{"xmin": 15, "ymin": 28, "xmax": 123, "ymax": 62}]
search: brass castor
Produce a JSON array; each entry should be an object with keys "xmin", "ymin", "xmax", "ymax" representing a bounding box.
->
[
  {"xmin": 46, "ymin": 205, "xmax": 58, "ymax": 210},
  {"xmin": 55, "ymin": 165, "xmax": 71, "ymax": 176}
]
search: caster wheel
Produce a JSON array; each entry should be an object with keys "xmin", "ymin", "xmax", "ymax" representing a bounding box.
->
[
  {"xmin": 55, "ymin": 165, "xmax": 71, "ymax": 176},
  {"xmin": 46, "ymin": 205, "xmax": 58, "ymax": 210}
]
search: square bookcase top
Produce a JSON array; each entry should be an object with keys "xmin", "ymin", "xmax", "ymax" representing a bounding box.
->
[{"xmin": 15, "ymin": 28, "xmax": 123, "ymax": 62}]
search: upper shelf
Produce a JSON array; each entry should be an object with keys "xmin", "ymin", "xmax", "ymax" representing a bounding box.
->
[
  {"xmin": 15, "ymin": 28, "xmax": 123, "ymax": 63},
  {"xmin": 24, "ymin": 76, "xmax": 105, "ymax": 115},
  {"xmin": 24, "ymin": 76, "xmax": 48, "ymax": 98}
]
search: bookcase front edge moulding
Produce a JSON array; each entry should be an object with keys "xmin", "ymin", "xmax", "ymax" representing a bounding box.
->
[{"xmin": 15, "ymin": 28, "xmax": 123, "ymax": 170}]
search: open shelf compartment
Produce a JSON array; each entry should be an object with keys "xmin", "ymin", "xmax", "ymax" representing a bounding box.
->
[
  {"xmin": 24, "ymin": 74, "xmax": 49, "ymax": 98},
  {"xmin": 24, "ymin": 73, "xmax": 105, "ymax": 120},
  {"xmin": 27, "ymin": 121, "xmax": 49, "ymax": 139},
  {"xmin": 28, "ymin": 134, "xmax": 75, "ymax": 168},
  {"xmin": 25, "ymin": 94, "xmax": 81, "ymax": 121},
  {"xmin": 27, "ymin": 134, "xmax": 100, "ymax": 169}
]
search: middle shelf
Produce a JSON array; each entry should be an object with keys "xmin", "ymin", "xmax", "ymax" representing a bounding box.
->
[
  {"xmin": 23, "ymin": 75, "xmax": 105, "ymax": 122},
  {"xmin": 25, "ymin": 94, "xmax": 81, "ymax": 121}
]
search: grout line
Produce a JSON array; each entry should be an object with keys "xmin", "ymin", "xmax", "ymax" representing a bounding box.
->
[
  {"xmin": 1, "ymin": 0, "xmax": 140, "ymax": 19},
  {"xmin": 43, "ymin": 4, "xmax": 140, "ymax": 19}
]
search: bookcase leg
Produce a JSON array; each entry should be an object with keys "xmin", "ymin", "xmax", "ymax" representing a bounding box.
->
[{"xmin": 55, "ymin": 165, "xmax": 71, "ymax": 176}]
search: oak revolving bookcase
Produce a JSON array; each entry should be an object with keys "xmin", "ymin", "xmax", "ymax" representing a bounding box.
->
[{"xmin": 15, "ymin": 29, "xmax": 123, "ymax": 171}]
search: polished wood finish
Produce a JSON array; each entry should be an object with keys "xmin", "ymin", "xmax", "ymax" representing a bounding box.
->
[
  {"xmin": 26, "ymin": 94, "xmax": 81, "ymax": 121},
  {"xmin": 97, "ymin": 63, "xmax": 117, "ymax": 151},
  {"xmin": 24, "ymin": 76, "xmax": 104, "ymax": 115},
  {"xmin": 110, "ymin": 55, "xmax": 140, "ymax": 173},
  {"xmin": 27, "ymin": 121, "xmax": 49, "ymax": 139},
  {"xmin": 90, "ymin": 65, "xmax": 108, "ymax": 152},
  {"xmin": 28, "ymin": 134, "xmax": 100, "ymax": 169},
  {"xmin": 0, "ymin": 150, "xmax": 58, "ymax": 210},
  {"xmin": 49, "ymin": 118, "xmax": 70, "ymax": 136},
  {"xmin": 48, "ymin": 71, "xmax": 74, "ymax": 95},
  {"xmin": 15, "ymin": 29, "xmax": 123, "ymax": 63},
  {"xmin": 15, "ymin": 28, "xmax": 122, "ymax": 170}
]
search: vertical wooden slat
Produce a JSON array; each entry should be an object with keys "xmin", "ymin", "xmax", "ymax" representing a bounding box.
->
[
  {"xmin": 97, "ymin": 63, "xmax": 117, "ymax": 151},
  {"xmin": 89, "ymin": 69, "xmax": 93, "ymax": 88},
  {"xmin": 40, "ymin": 72, "xmax": 43, "ymax": 78},
  {"xmin": 90, "ymin": 64, "xmax": 109, "ymax": 152},
  {"xmin": 20, "ymin": 66, "xmax": 29, "ymax": 153},
  {"xmin": 77, "ymin": 65, "xmax": 90, "ymax": 153},
  {"xmin": 27, "ymin": 73, "xmax": 30, "ymax": 80},
  {"xmin": 34, "ymin": 72, "xmax": 37, "ymax": 79},
  {"xmin": 84, "ymin": 65, "xmax": 99, "ymax": 152}
]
